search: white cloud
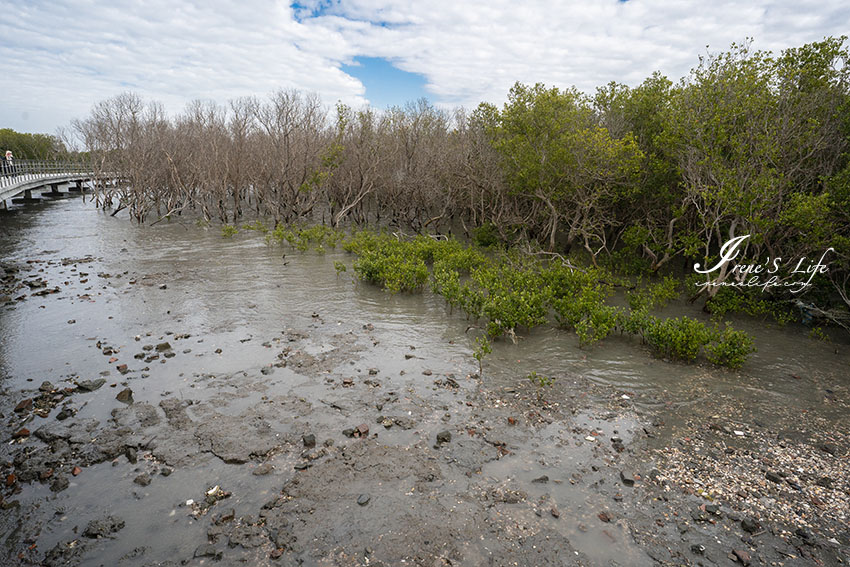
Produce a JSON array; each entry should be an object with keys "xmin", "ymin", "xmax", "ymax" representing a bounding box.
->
[{"xmin": 0, "ymin": 0, "xmax": 848, "ymax": 134}]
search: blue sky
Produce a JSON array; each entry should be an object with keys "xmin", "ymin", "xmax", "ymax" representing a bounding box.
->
[
  {"xmin": 0, "ymin": 1, "xmax": 849, "ymax": 135},
  {"xmin": 342, "ymin": 57, "xmax": 428, "ymax": 109}
]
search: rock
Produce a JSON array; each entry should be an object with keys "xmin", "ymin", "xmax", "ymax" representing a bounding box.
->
[
  {"xmin": 72, "ymin": 466, "xmax": 82, "ymax": 476},
  {"xmin": 741, "ymin": 517, "xmax": 760, "ymax": 533},
  {"xmin": 50, "ymin": 476, "xmax": 69, "ymax": 493},
  {"xmin": 117, "ymin": 364, "xmax": 129, "ymax": 374},
  {"xmin": 134, "ymin": 473, "xmax": 151, "ymax": 486},
  {"xmin": 12, "ymin": 428, "xmax": 30, "ymax": 439},
  {"xmin": 356, "ymin": 423, "xmax": 369, "ymax": 437},
  {"xmin": 126, "ymin": 447, "xmax": 138, "ymax": 463},
  {"xmin": 531, "ymin": 475, "xmax": 549, "ymax": 484},
  {"xmin": 550, "ymin": 506, "xmax": 560, "ymax": 518},
  {"xmin": 56, "ymin": 407, "xmax": 73, "ymax": 421},
  {"xmin": 14, "ymin": 398, "xmax": 33, "ymax": 412},
  {"xmin": 77, "ymin": 379, "xmax": 106, "ymax": 392},
  {"xmin": 765, "ymin": 470, "xmax": 783, "ymax": 483},
  {"xmin": 294, "ymin": 463, "xmax": 311, "ymax": 471},
  {"xmin": 270, "ymin": 548, "xmax": 284, "ymax": 560},
  {"xmin": 253, "ymin": 463, "xmax": 274, "ymax": 476},
  {"xmin": 116, "ymin": 388, "xmax": 133, "ymax": 403},
  {"xmin": 816, "ymin": 476, "xmax": 833, "ymax": 489},
  {"xmin": 357, "ymin": 494, "xmax": 371, "ymax": 506},
  {"xmin": 194, "ymin": 544, "xmax": 221, "ymax": 559},
  {"xmin": 342, "ymin": 428, "xmax": 355, "ymax": 438},
  {"xmin": 690, "ymin": 544, "xmax": 705, "ymax": 555},
  {"xmin": 368, "ymin": 368, "xmax": 379, "ymax": 375},
  {"xmin": 303, "ymin": 434, "xmax": 316, "ymax": 448},
  {"xmin": 436, "ymin": 430, "xmax": 452, "ymax": 444},
  {"xmin": 423, "ymin": 369, "xmax": 433, "ymax": 376},
  {"xmin": 155, "ymin": 342, "xmax": 172, "ymax": 352},
  {"xmin": 620, "ymin": 471, "xmax": 635, "ymax": 487},
  {"xmin": 83, "ymin": 516, "xmax": 125, "ymax": 538},
  {"xmin": 598, "ymin": 511, "xmax": 612, "ymax": 523},
  {"xmin": 261, "ymin": 366, "xmax": 274, "ymax": 375},
  {"xmin": 732, "ymin": 549, "xmax": 751, "ymax": 566},
  {"xmin": 795, "ymin": 527, "xmax": 814, "ymax": 542},
  {"xmin": 39, "ymin": 381, "xmax": 55, "ymax": 392},
  {"xmin": 817, "ymin": 442, "xmax": 837, "ymax": 456}
]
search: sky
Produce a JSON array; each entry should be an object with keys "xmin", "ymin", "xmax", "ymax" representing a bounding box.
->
[{"xmin": 0, "ymin": 0, "xmax": 848, "ymax": 136}]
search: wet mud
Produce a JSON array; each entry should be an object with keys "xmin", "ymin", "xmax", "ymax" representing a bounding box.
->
[{"xmin": 1, "ymin": 197, "xmax": 848, "ymax": 566}]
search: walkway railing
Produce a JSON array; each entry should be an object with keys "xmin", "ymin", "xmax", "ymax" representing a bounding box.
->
[{"xmin": 0, "ymin": 160, "xmax": 93, "ymax": 189}]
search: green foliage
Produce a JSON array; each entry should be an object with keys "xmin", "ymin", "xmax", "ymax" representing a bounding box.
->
[
  {"xmin": 641, "ymin": 315, "xmax": 713, "ymax": 362},
  {"xmin": 241, "ymin": 220, "xmax": 268, "ymax": 233},
  {"xmin": 268, "ymin": 224, "xmax": 345, "ymax": 251},
  {"xmin": 707, "ymin": 288, "xmax": 794, "ymax": 324},
  {"xmin": 527, "ymin": 371, "xmax": 555, "ymax": 388},
  {"xmin": 221, "ymin": 224, "xmax": 238, "ymax": 238},
  {"xmin": 809, "ymin": 326, "xmax": 831, "ymax": 342},
  {"xmin": 472, "ymin": 222, "xmax": 502, "ymax": 248},
  {"xmin": 473, "ymin": 336, "xmax": 492, "ymax": 374},
  {"xmin": 0, "ymin": 128, "xmax": 67, "ymax": 159},
  {"xmin": 705, "ymin": 325, "xmax": 757, "ymax": 369},
  {"xmin": 333, "ymin": 260, "xmax": 347, "ymax": 275},
  {"xmin": 627, "ymin": 276, "xmax": 680, "ymax": 312}
]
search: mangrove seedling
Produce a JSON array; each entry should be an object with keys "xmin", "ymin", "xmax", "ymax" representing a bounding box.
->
[{"xmin": 473, "ymin": 335, "xmax": 492, "ymax": 375}]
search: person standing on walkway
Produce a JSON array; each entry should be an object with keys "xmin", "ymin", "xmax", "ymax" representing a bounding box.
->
[{"xmin": 4, "ymin": 151, "xmax": 13, "ymax": 177}]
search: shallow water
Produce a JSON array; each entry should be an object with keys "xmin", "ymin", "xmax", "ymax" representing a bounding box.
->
[{"xmin": 1, "ymin": 195, "xmax": 848, "ymax": 565}]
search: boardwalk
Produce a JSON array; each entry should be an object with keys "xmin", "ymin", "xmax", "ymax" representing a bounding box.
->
[{"xmin": 1, "ymin": 160, "xmax": 96, "ymax": 208}]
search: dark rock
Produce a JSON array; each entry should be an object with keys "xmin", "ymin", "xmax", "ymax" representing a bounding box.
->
[
  {"xmin": 134, "ymin": 473, "xmax": 151, "ymax": 486},
  {"xmin": 14, "ymin": 398, "xmax": 33, "ymax": 412},
  {"xmin": 56, "ymin": 407, "xmax": 73, "ymax": 421},
  {"xmin": 39, "ymin": 381, "xmax": 55, "ymax": 392},
  {"xmin": 77, "ymin": 379, "xmax": 106, "ymax": 392},
  {"xmin": 194, "ymin": 544, "xmax": 221, "ymax": 559},
  {"xmin": 12, "ymin": 428, "xmax": 30, "ymax": 439},
  {"xmin": 598, "ymin": 511, "xmax": 612, "ymax": 523},
  {"xmin": 357, "ymin": 493, "xmax": 371, "ymax": 506},
  {"xmin": 50, "ymin": 476, "xmax": 69, "ymax": 493},
  {"xmin": 116, "ymin": 388, "xmax": 133, "ymax": 403},
  {"xmin": 116, "ymin": 364, "xmax": 129, "ymax": 374},
  {"xmin": 436, "ymin": 430, "xmax": 452, "ymax": 444},
  {"xmin": 368, "ymin": 368, "xmax": 379, "ymax": 375},
  {"xmin": 690, "ymin": 544, "xmax": 705, "ymax": 555},
  {"xmin": 531, "ymin": 475, "xmax": 549, "ymax": 484},
  {"xmin": 620, "ymin": 470, "xmax": 635, "ymax": 487},
  {"xmin": 261, "ymin": 366, "xmax": 274, "ymax": 375},
  {"xmin": 741, "ymin": 517, "xmax": 760, "ymax": 533},
  {"xmin": 765, "ymin": 471, "xmax": 783, "ymax": 483},
  {"xmin": 228, "ymin": 524, "xmax": 267, "ymax": 548},
  {"xmin": 795, "ymin": 527, "xmax": 814, "ymax": 542},
  {"xmin": 732, "ymin": 549, "xmax": 751, "ymax": 566},
  {"xmin": 817, "ymin": 442, "xmax": 837, "ymax": 456},
  {"xmin": 816, "ymin": 476, "xmax": 833, "ymax": 489},
  {"xmin": 126, "ymin": 447, "xmax": 138, "ymax": 463},
  {"xmin": 83, "ymin": 515, "xmax": 125, "ymax": 538},
  {"xmin": 253, "ymin": 463, "xmax": 274, "ymax": 476},
  {"xmin": 342, "ymin": 428, "xmax": 355, "ymax": 438},
  {"xmin": 294, "ymin": 462, "xmax": 311, "ymax": 471},
  {"xmin": 155, "ymin": 342, "xmax": 172, "ymax": 352},
  {"xmin": 550, "ymin": 506, "xmax": 560, "ymax": 518},
  {"xmin": 303, "ymin": 434, "xmax": 316, "ymax": 448}
]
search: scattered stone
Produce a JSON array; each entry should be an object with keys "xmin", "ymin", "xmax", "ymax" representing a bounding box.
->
[
  {"xmin": 39, "ymin": 381, "xmax": 55, "ymax": 392},
  {"xmin": 598, "ymin": 511, "xmax": 612, "ymax": 523},
  {"xmin": 49, "ymin": 476, "xmax": 69, "ymax": 492},
  {"xmin": 765, "ymin": 470, "xmax": 783, "ymax": 484},
  {"xmin": 253, "ymin": 463, "xmax": 274, "ymax": 476},
  {"xmin": 72, "ymin": 466, "xmax": 82, "ymax": 476},
  {"xmin": 357, "ymin": 493, "xmax": 371, "ymax": 506},
  {"xmin": 12, "ymin": 428, "xmax": 30, "ymax": 439},
  {"xmin": 83, "ymin": 515, "xmax": 125, "ymax": 538},
  {"xmin": 303, "ymin": 433, "xmax": 316, "ymax": 448},
  {"xmin": 436, "ymin": 430, "xmax": 452, "ymax": 444},
  {"xmin": 620, "ymin": 470, "xmax": 635, "ymax": 487},
  {"xmin": 356, "ymin": 423, "xmax": 369, "ymax": 437},
  {"xmin": 260, "ymin": 366, "xmax": 274, "ymax": 375},
  {"xmin": 117, "ymin": 364, "xmax": 129, "ymax": 374},
  {"xmin": 531, "ymin": 475, "xmax": 549, "ymax": 484},
  {"xmin": 155, "ymin": 342, "xmax": 172, "ymax": 352},
  {"xmin": 126, "ymin": 447, "xmax": 138, "ymax": 464},
  {"xmin": 116, "ymin": 388, "xmax": 133, "ymax": 403},
  {"xmin": 732, "ymin": 549, "xmax": 751, "ymax": 566},
  {"xmin": 368, "ymin": 368, "xmax": 379, "ymax": 375},
  {"xmin": 134, "ymin": 473, "xmax": 151, "ymax": 486},
  {"xmin": 14, "ymin": 398, "xmax": 33, "ymax": 412},
  {"xmin": 194, "ymin": 544, "xmax": 221, "ymax": 560},
  {"xmin": 77, "ymin": 379, "xmax": 106, "ymax": 392},
  {"xmin": 294, "ymin": 463, "xmax": 311, "ymax": 471},
  {"xmin": 550, "ymin": 506, "xmax": 560, "ymax": 518},
  {"xmin": 690, "ymin": 544, "xmax": 705, "ymax": 555}
]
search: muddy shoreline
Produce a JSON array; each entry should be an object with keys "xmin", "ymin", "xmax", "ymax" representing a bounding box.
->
[{"xmin": 1, "ymin": 200, "xmax": 848, "ymax": 566}]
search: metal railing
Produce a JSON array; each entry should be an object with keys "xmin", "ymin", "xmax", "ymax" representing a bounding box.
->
[{"xmin": 0, "ymin": 159, "xmax": 93, "ymax": 189}]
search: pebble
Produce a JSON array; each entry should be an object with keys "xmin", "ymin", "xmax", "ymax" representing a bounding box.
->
[{"xmin": 357, "ymin": 494, "xmax": 371, "ymax": 506}]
